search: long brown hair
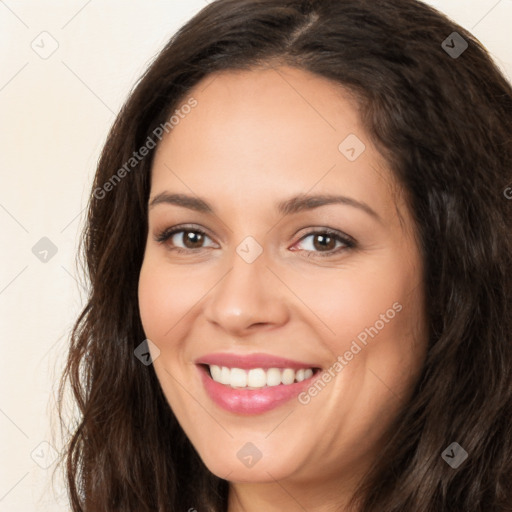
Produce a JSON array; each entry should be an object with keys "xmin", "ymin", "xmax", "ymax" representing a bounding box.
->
[{"xmin": 58, "ymin": 0, "xmax": 512, "ymax": 510}]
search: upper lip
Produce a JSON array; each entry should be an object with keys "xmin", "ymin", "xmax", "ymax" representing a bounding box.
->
[{"xmin": 195, "ymin": 352, "xmax": 321, "ymax": 370}]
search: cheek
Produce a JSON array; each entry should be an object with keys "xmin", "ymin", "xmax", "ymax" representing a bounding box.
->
[
  {"xmin": 138, "ymin": 255, "xmax": 206, "ymax": 341},
  {"xmin": 138, "ymin": 262, "xmax": 171, "ymax": 340},
  {"xmin": 301, "ymin": 256, "xmax": 426, "ymax": 392},
  {"xmin": 300, "ymin": 264, "xmax": 416, "ymax": 343},
  {"xmin": 334, "ymin": 261, "xmax": 427, "ymax": 394}
]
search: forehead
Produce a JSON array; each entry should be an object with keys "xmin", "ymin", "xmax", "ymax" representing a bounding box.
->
[{"xmin": 151, "ymin": 66, "xmax": 403, "ymax": 225}]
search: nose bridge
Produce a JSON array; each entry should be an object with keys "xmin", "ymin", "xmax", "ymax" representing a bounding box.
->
[{"xmin": 203, "ymin": 239, "xmax": 289, "ymax": 333}]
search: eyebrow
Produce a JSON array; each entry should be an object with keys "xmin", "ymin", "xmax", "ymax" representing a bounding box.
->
[{"xmin": 148, "ymin": 192, "xmax": 381, "ymax": 221}]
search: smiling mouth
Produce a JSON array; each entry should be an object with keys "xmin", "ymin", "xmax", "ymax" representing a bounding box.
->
[{"xmin": 201, "ymin": 364, "xmax": 321, "ymax": 389}]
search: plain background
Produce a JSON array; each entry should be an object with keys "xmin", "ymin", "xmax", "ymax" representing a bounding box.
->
[{"xmin": 0, "ymin": 1, "xmax": 511, "ymax": 510}]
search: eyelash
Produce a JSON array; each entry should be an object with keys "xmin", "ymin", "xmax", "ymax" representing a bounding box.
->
[{"xmin": 154, "ymin": 224, "xmax": 356, "ymax": 258}]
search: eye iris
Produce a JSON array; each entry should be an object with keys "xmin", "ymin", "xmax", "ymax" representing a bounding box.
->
[
  {"xmin": 313, "ymin": 234, "xmax": 336, "ymax": 251},
  {"xmin": 183, "ymin": 230, "xmax": 204, "ymax": 249}
]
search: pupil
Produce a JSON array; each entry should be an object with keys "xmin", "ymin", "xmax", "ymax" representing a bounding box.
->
[
  {"xmin": 184, "ymin": 231, "xmax": 203, "ymax": 248},
  {"xmin": 314, "ymin": 234, "xmax": 334, "ymax": 251}
]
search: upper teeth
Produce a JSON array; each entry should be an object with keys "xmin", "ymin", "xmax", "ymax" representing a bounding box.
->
[{"xmin": 208, "ymin": 365, "xmax": 314, "ymax": 388}]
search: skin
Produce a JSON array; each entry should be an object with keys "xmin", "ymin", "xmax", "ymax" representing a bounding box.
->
[{"xmin": 138, "ymin": 65, "xmax": 428, "ymax": 512}]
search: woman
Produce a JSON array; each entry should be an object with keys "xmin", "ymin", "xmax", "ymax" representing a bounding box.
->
[{"xmin": 59, "ymin": 0, "xmax": 512, "ymax": 510}]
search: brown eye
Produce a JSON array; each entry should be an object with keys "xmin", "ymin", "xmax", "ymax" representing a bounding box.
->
[
  {"xmin": 155, "ymin": 226, "xmax": 217, "ymax": 252},
  {"xmin": 312, "ymin": 233, "xmax": 337, "ymax": 252},
  {"xmin": 292, "ymin": 229, "xmax": 355, "ymax": 257},
  {"xmin": 181, "ymin": 230, "xmax": 206, "ymax": 249}
]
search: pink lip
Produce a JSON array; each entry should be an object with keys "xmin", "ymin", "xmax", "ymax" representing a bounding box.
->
[
  {"xmin": 195, "ymin": 353, "xmax": 321, "ymax": 415},
  {"xmin": 195, "ymin": 352, "xmax": 319, "ymax": 370}
]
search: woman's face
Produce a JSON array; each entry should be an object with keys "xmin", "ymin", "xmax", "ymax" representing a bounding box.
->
[{"xmin": 138, "ymin": 66, "xmax": 427, "ymax": 490}]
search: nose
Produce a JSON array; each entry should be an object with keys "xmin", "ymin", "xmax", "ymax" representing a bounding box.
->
[{"xmin": 203, "ymin": 247, "xmax": 290, "ymax": 337}]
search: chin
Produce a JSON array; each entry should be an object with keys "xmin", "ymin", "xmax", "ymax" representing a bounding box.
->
[{"xmin": 197, "ymin": 442, "xmax": 306, "ymax": 483}]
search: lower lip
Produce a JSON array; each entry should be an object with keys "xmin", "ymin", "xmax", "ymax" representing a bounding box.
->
[{"xmin": 198, "ymin": 365, "xmax": 318, "ymax": 415}]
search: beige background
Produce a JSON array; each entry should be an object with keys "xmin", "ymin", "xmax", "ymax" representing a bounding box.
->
[{"xmin": 0, "ymin": 1, "xmax": 511, "ymax": 510}]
